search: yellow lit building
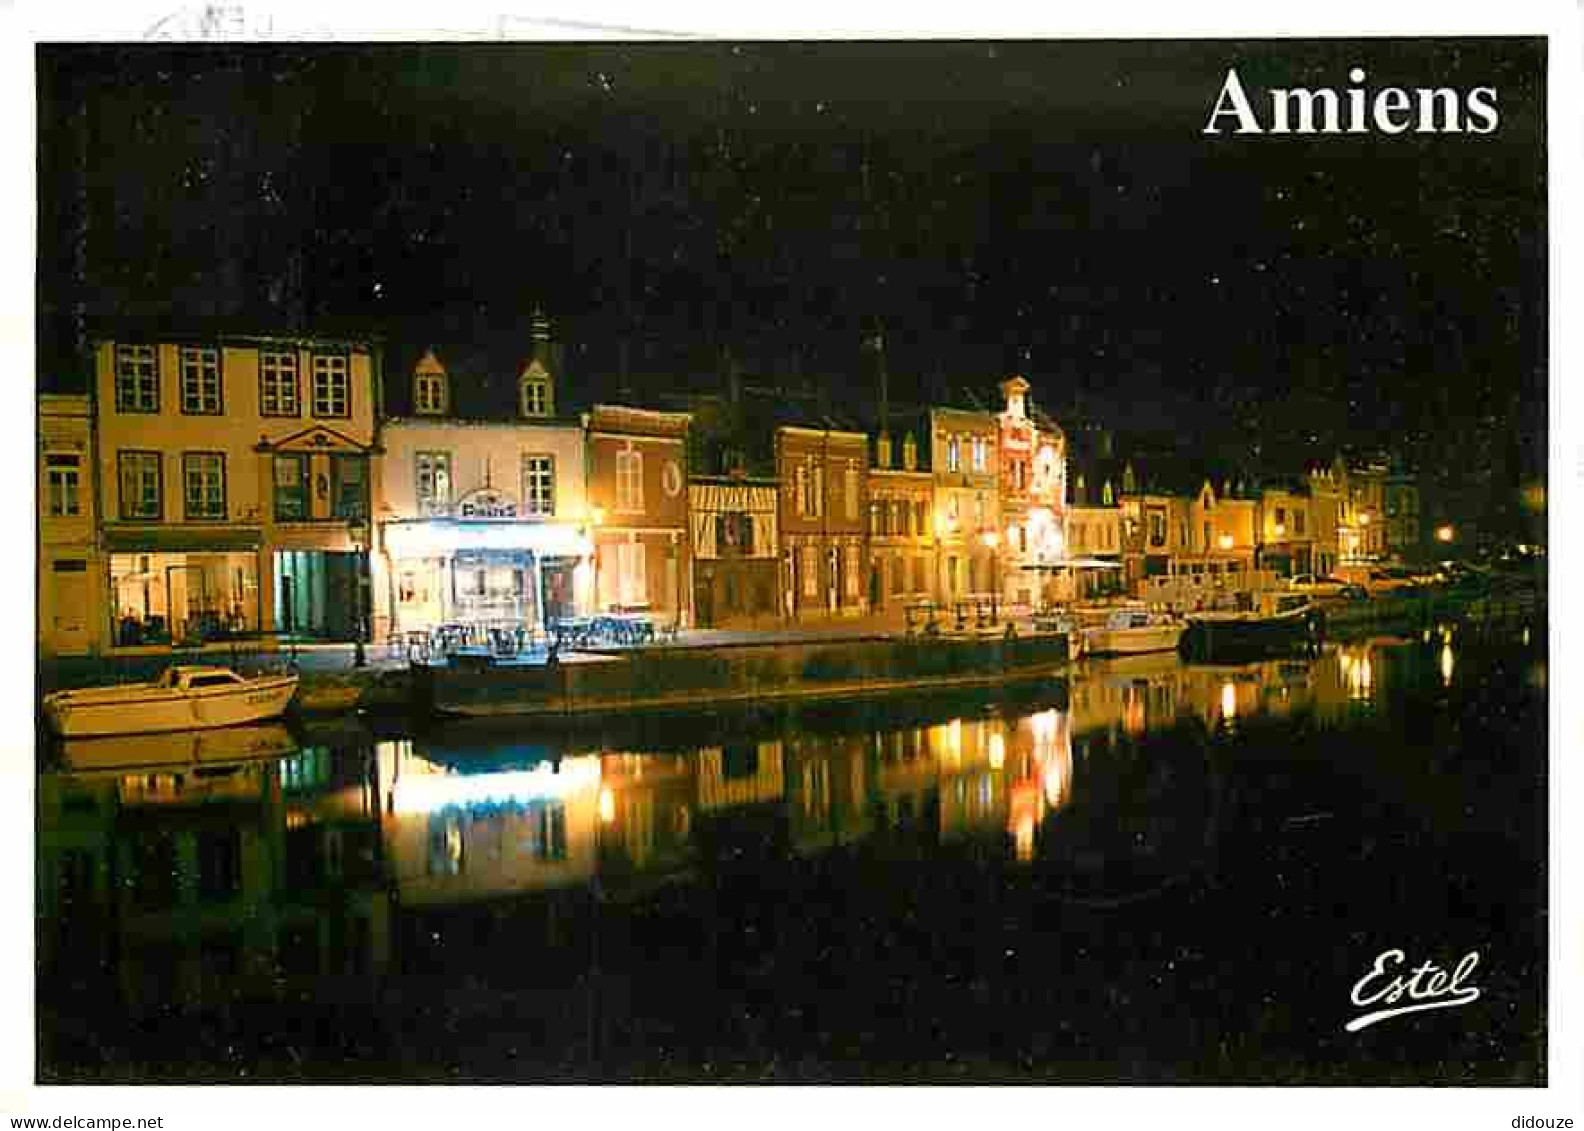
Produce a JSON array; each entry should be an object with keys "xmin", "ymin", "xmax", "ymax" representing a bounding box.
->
[
  {"xmin": 92, "ymin": 333, "xmax": 380, "ymax": 650},
  {"xmin": 39, "ymin": 394, "xmax": 104, "ymax": 655}
]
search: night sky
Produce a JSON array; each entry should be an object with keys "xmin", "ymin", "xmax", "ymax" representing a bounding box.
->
[{"xmin": 35, "ymin": 38, "xmax": 1546, "ymax": 503}]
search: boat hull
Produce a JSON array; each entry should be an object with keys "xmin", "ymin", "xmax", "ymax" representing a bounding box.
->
[
  {"xmin": 57, "ymin": 723, "xmax": 299, "ymax": 772},
  {"xmin": 1179, "ymin": 608, "xmax": 1324, "ymax": 661},
  {"xmin": 42, "ymin": 676, "xmax": 299, "ymax": 738},
  {"xmin": 1083, "ymin": 624, "xmax": 1186, "ymax": 656}
]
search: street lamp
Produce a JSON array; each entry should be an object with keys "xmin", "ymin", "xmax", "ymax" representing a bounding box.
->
[{"xmin": 348, "ymin": 517, "xmax": 371, "ymax": 668}]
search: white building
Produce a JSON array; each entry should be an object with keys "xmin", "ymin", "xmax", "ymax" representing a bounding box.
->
[{"xmin": 371, "ymin": 323, "xmax": 593, "ymax": 639}]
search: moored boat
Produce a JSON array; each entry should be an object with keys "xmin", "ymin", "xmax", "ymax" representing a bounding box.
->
[
  {"xmin": 1083, "ymin": 606, "xmax": 1188, "ymax": 656},
  {"xmin": 56, "ymin": 722, "xmax": 299, "ymax": 773},
  {"xmin": 42, "ymin": 666, "xmax": 299, "ymax": 738},
  {"xmin": 1179, "ymin": 592, "xmax": 1324, "ymax": 661}
]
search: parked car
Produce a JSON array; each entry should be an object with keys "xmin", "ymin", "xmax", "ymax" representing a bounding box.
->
[
  {"xmin": 1287, "ymin": 574, "xmax": 1358, "ymax": 599},
  {"xmin": 1365, "ymin": 568, "xmax": 1419, "ymax": 594}
]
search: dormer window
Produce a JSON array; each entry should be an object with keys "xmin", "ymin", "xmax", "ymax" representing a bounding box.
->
[
  {"xmin": 413, "ymin": 350, "xmax": 448, "ymax": 416},
  {"xmin": 519, "ymin": 359, "xmax": 553, "ymax": 418},
  {"xmin": 902, "ymin": 433, "xmax": 918, "ymax": 471}
]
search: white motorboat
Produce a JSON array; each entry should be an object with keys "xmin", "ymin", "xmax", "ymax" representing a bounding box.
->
[
  {"xmin": 1083, "ymin": 606, "xmax": 1187, "ymax": 656},
  {"xmin": 56, "ymin": 722, "xmax": 299, "ymax": 772},
  {"xmin": 42, "ymin": 665, "xmax": 299, "ymax": 738}
]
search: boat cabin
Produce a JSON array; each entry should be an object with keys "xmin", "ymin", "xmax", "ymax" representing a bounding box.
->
[{"xmin": 158, "ymin": 666, "xmax": 248, "ymax": 691}]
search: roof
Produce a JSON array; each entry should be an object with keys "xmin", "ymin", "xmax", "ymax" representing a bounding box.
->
[{"xmin": 383, "ymin": 336, "xmax": 574, "ymax": 424}]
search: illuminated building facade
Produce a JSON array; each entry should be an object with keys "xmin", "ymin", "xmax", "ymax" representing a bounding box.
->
[
  {"xmin": 39, "ymin": 394, "xmax": 105, "ymax": 656},
  {"xmin": 374, "ymin": 331, "xmax": 592, "ymax": 639},
  {"xmin": 92, "ymin": 331, "xmax": 379, "ymax": 650}
]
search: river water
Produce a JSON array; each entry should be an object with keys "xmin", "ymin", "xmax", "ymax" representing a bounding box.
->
[{"xmin": 36, "ymin": 619, "xmax": 1547, "ymax": 1083}]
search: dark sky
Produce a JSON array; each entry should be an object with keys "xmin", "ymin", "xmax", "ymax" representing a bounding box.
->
[{"xmin": 36, "ymin": 38, "xmax": 1546, "ymax": 490}]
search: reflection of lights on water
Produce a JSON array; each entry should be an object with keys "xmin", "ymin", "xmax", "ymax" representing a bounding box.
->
[
  {"xmin": 1220, "ymin": 681, "xmax": 1237, "ymax": 720},
  {"xmin": 1043, "ymin": 755, "xmax": 1069, "ymax": 809},
  {"xmin": 1530, "ymin": 662, "xmax": 1547, "ymax": 690},
  {"xmin": 943, "ymin": 718, "xmax": 963, "ymax": 763},
  {"xmin": 1440, "ymin": 643, "xmax": 1454, "ymax": 686},
  {"xmin": 989, "ymin": 731, "xmax": 1006, "ymax": 770},
  {"xmin": 599, "ymin": 786, "xmax": 615, "ymax": 824},
  {"xmin": 391, "ymin": 756, "xmax": 601, "ymax": 815},
  {"xmin": 1523, "ymin": 627, "xmax": 1531, "ymax": 646},
  {"xmin": 1015, "ymin": 815, "xmax": 1035, "ymax": 862},
  {"xmin": 1341, "ymin": 648, "xmax": 1373, "ymax": 700}
]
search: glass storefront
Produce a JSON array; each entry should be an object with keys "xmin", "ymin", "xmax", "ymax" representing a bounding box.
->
[
  {"xmin": 109, "ymin": 552, "xmax": 260, "ymax": 646},
  {"xmin": 451, "ymin": 549, "xmax": 536, "ymax": 625}
]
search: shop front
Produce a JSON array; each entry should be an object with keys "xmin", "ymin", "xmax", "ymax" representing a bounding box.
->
[
  {"xmin": 380, "ymin": 497, "xmax": 593, "ymax": 637},
  {"xmin": 103, "ymin": 528, "xmax": 263, "ymax": 648}
]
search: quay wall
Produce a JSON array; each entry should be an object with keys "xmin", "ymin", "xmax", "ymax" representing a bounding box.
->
[{"xmin": 415, "ymin": 633, "xmax": 1072, "ymax": 719}]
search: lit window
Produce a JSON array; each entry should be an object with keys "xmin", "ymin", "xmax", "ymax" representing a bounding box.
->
[
  {"xmin": 260, "ymin": 351, "xmax": 300, "ymax": 416},
  {"xmin": 179, "ymin": 346, "xmax": 222, "ymax": 414},
  {"xmin": 844, "ymin": 545, "xmax": 860, "ymax": 598},
  {"xmin": 801, "ymin": 545, "xmax": 819, "ymax": 597},
  {"xmin": 521, "ymin": 379, "xmax": 550, "ymax": 417},
  {"xmin": 117, "ymin": 451, "xmax": 162, "ymax": 520},
  {"xmin": 311, "ymin": 354, "xmax": 350, "ymax": 417},
  {"xmin": 844, "ymin": 463, "xmax": 859, "ymax": 521},
  {"xmin": 523, "ymin": 455, "xmax": 555, "ymax": 517},
  {"xmin": 273, "ymin": 454, "xmax": 309, "ymax": 521},
  {"xmin": 332, "ymin": 455, "xmax": 367, "ymax": 520},
  {"xmin": 416, "ymin": 452, "xmax": 452, "ymax": 516},
  {"xmin": 971, "ymin": 437, "xmax": 987, "ymax": 473},
  {"xmin": 415, "ymin": 370, "xmax": 446, "ymax": 415},
  {"xmin": 948, "ymin": 437, "xmax": 961, "ymax": 473},
  {"xmin": 616, "ymin": 450, "xmax": 644, "ymax": 511},
  {"xmin": 114, "ymin": 345, "xmax": 159, "ymax": 413},
  {"xmin": 183, "ymin": 453, "xmax": 226, "ymax": 520},
  {"xmin": 45, "ymin": 454, "xmax": 81, "ymax": 517}
]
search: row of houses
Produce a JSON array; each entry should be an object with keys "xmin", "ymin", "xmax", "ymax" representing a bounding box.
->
[{"xmin": 37, "ymin": 319, "xmax": 1423, "ymax": 656}]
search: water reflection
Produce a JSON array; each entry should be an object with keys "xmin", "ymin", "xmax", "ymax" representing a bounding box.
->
[{"xmin": 36, "ymin": 623, "xmax": 1539, "ymax": 1078}]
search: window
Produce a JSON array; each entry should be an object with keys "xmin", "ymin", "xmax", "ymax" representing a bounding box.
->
[
  {"xmin": 794, "ymin": 465, "xmax": 809, "ymax": 518},
  {"xmin": 331, "ymin": 455, "xmax": 367, "ymax": 521},
  {"xmin": 114, "ymin": 345, "xmax": 159, "ymax": 413},
  {"xmin": 844, "ymin": 545, "xmax": 860, "ymax": 599},
  {"xmin": 948, "ymin": 437, "xmax": 961, "ymax": 473},
  {"xmin": 521, "ymin": 378, "xmax": 550, "ymax": 417},
  {"xmin": 260, "ymin": 351, "xmax": 300, "ymax": 416},
  {"xmin": 971, "ymin": 437, "xmax": 987, "ymax": 473},
  {"xmin": 416, "ymin": 452, "xmax": 452, "ymax": 516},
  {"xmin": 869, "ymin": 501, "xmax": 882, "ymax": 535},
  {"xmin": 311, "ymin": 354, "xmax": 350, "ymax": 417},
  {"xmin": 1014, "ymin": 460, "xmax": 1025, "ymax": 490},
  {"xmin": 1203, "ymin": 522, "xmax": 1212, "ymax": 551},
  {"xmin": 915, "ymin": 501, "xmax": 927, "ymax": 537},
  {"xmin": 523, "ymin": 455, "xmax": 555, "ymax": 517},
  {"xmin": 844, "ymin": 463, "xmax": 859, "ymax": 521},
  {"xmin": 45, "ymin": 454, "xmax": 81, "ymax": 517},
  {"xmin": 801, "ymin": 545, "xmax": 819, "ymax": 597},
  {"xmin": 810, "ymin": 464, "xmax": 823, "ymax": 517},
  {"xmin": 274, "ymin": 454, "xmax": 309, "ymax": 521},
  {"xmin": 715, "ymin": 512, "xmax": 754, "ymax": 555},
  {"xmin": 179, "ymin": 346, "xmax": 222, "ymax": 414},
  {"xmin": 1148, "ymin": 513, "xmax": 1166, "ymax": 547},
  {"xmin": 183, "ymin": 453, "xmax": 226, "ymax": 521},
  {"xmin": 118, "ymin": 451, "xmax": 162, "ymax": 520},
  {"xmin": 891, "ymin": 554, "xmax": 905, "ymax": 594},
  {"xmin": 415, "ymin": 370, "xmax": 446, "ymax": 415},
  {"xmin": 617, "ymin": 540, "xmax": 648, "ymax": 606},
  {"xmin": 616, "ymin": 450, "xmax": 644, "ymax": 511},
  {"xmin": 1294, "ymin": 510, "xmax": 1306, "ymax": 536},
  {"xmin": 903, "ymin": 435, "xmax": 917, "ymax": 471}
]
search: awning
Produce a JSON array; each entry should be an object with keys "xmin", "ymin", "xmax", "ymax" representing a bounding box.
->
[
  {"xmin": 1020, "ymin": 558, "xmax": 1123, "ymax": 571},
  {"xmin": 382, "ymin": 518, "xmax": 594, "ymax": 559},
  {"xmin": 103, "ymin": 526, "xmax": 262, "ymax": 553}
]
